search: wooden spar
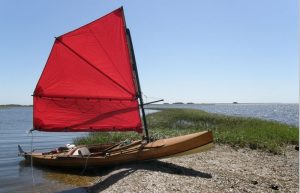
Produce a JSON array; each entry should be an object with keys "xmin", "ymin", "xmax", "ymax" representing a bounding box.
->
[
  {"xmin": 143, "ymin": 99, "xmax": 164, "ymax": 106},
  {"xmin": 126, "ymin": 28, "xmax": 150, "ymax": 142}
]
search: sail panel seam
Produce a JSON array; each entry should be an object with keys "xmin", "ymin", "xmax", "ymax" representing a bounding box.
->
[
  {"xmin": 88, "ymin": 27, "xmax": 132, "ymax": 92},
  {"xmin": 33, "ymin": 95, "xmax": 134, "ymax": 101},
  {"xmin": 55, "ymin": 38, "xmax": 134, "ymax": 97}
]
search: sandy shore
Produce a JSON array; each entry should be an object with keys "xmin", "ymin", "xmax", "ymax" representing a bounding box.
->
[{"xmin": 83, "ymin": 145, "xmax": 298, "ymax": 193}]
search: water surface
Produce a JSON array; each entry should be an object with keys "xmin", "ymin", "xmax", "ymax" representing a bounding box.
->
[
  {"xmin": 147, "ymin": 103, "xmax": 299, "ymax": 126},
  {"xmin": 0, "ymin": 104, "xmax": 298, "ymax": 192},
  {"xmin": 0, "ymin": 107, "xmax": 89, "ymax": 193}
]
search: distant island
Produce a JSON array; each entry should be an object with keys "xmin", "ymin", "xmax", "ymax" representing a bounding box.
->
[
  {"xmin": 0, "ymin": 104, "xmax": 32, "ymax": 108},
  {"xmin": 172, "ymin": 102, "xmax": 195, "ymax": 105},
  {"xmin": 173, "ymin": 102, "xmax": 184, "ymax": 104}
]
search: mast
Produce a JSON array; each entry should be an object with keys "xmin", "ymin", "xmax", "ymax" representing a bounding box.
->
[{"xmin": 126, "ymin": 28, "xmax": 149, "ymax": 142}]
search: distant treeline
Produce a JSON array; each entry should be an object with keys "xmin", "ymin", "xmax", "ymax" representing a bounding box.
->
[
  {"xmin": 164, "ymin": 102, "xmax": 194, "ymax": 105},
  {"xmin": 0, "ymin": 104, "xmax": 33, "ymax": 108}
]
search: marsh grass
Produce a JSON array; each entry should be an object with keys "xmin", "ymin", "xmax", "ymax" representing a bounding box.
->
[{"xmin": 74, "ymin": 109, "xmax": 298, "ymax": 154}]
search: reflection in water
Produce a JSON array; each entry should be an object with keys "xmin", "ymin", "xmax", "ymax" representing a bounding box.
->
[
  {"xmin": 19, "ymin": 160, "xmax": 100, "ymax": 187},
  {"xmin": 44, "ymin": 170, "xmax": 100, "ymax": 187}
]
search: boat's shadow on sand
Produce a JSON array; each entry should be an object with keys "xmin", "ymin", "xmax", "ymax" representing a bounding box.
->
[
  {"xmin": 54, "ymin": 160, "xmax": 212, "ymax": 193},
  {"xmin": 90, "ymin": 160, "xmax": 212, "ymax": 192}
]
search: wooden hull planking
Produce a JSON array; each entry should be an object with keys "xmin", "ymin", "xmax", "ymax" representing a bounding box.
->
[{"xmin": 24, "ymin": 131, "xmax": 213, "ymax": 168}]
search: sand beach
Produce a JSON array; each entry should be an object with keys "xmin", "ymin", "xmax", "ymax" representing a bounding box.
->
[{"xmin": 85, "ymin": 145, "xmax": 299, "ymax": 193}]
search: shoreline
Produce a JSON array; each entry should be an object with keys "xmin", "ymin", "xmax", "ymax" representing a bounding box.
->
[
  {"xmin": 84, "ymin": 144, "xmax": 298, "ymax": 193},
  {"xmin": 75, "ymin": 108, "xmax": 298, "ymax": 154}
]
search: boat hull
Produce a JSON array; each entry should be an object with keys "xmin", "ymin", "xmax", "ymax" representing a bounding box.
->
[{"xmin": 24, "ymin": 131, "xmax": 213, "ymax": 168}]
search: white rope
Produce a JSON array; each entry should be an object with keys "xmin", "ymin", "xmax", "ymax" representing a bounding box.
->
[
  {"xmin": 144, "ymin": 94, "xmax": 150, "ymax": 128},
  {"xmin": 81, "ymin": 154, "xmax": 91, "ymax": 175},
  {"xmin": 30, "ymin": 130, "xmax": 36, "ymax": 191},
  {"xmin": 142, "ymin": 93, "xmax": 161, "ymax": 101}
]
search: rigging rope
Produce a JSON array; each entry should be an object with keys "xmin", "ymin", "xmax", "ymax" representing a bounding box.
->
[
  {"xmin": 81, "ymin": 154, "xmax": 91, "ymax": 175},
  {"xmin": 29, "ymin": 130, "xmax": 36, "ymax": 190},
  {"xmin": 143, "ymin": 94, "xmax": 150, "ymax": 133},
  {"xmin": 142, "ymin": 93, "xmax": 161, "ymax": 101},
  {"xmin": 142, "ymin": 93, "xmax": 167, "ymax": 141}
]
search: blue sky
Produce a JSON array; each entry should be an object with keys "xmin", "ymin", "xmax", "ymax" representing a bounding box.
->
[{"xmin": 0, "ymin": 0, "xmax": 298, "ymax": 104}]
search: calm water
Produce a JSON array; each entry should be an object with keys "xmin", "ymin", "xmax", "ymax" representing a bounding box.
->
[
  {"xmin": 0, "ymin": 104, "xmax": 298, "ymax": 192},
  {"xmin": 0, "ymin": 107, "xmax": 89, "ymax": 193},
  {"xmin": 148, "ymin": 103, "xmax": 299, "ymax": 126}
]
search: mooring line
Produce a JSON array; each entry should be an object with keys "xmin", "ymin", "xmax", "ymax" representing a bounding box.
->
[{"xmin": 30, "ymin": 130, "xmax": 36, "ymax": 189}]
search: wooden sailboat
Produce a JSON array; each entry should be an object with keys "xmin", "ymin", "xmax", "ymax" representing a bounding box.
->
[{"xmin": 20, "ymin": 7, "xmax": 213, "ymax": 168}]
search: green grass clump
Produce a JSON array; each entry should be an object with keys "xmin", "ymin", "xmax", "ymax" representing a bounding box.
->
[
  {"xmin": 74, "ymin": 132, "xmax": 140, "ymax": 145},
  {"xmin": 74, "ymin": 109, "xmax": 298, "ymax": 154}
]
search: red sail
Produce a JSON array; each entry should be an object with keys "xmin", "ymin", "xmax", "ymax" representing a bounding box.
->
[{"xmin": 33, "ymin": 8, "xmax": 142, "ymax": 132}]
